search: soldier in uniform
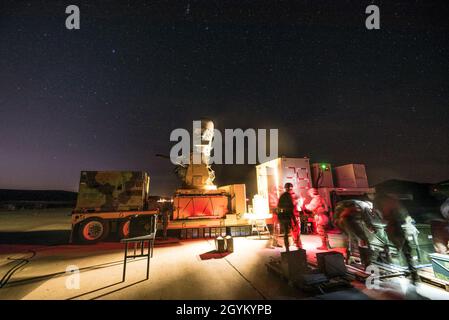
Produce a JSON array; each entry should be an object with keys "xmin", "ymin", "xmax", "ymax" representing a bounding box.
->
[
  {"xmin": 269, "ymin": 185, "xmax": 283, "ymax": 248},
  {"xmin": 303, "ymin": 188, "xmax": 330, "ymax": 250},
  {"xmin": 334, "ymin": 199, "xmax": 377, "ymax": 266},
  {"xmin": 277, "ymin": 183, "xmax": 302, "ymax": 251},
  {"xmin": 374, "ymin": 193, "xmax": 419, "ymax": 284},
  {"xmin": 160, "ymin": 200, "xmax": 172, "ymax": 240}
]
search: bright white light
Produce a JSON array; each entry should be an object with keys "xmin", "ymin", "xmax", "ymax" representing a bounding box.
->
[
  {"xmin": 252, "ymin": 194, "xmax": 270, "ymax": 215},
  {"xmin": 243, "ymin": 212, "xmax": 272, "ymax": 220}
]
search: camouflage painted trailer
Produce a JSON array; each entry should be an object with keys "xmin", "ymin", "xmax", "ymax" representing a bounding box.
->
[
  {"xmin": 71, "ymin": 171, "xmax": 158, "ymax": 243},
  {"xmin": 74, "ymin": 171, "xmax": 149, "ymax": 213}
]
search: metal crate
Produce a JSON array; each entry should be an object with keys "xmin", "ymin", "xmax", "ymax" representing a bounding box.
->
[{"xmin": 430, "ymin": 253, "xmax": 449, "ymax": 281}]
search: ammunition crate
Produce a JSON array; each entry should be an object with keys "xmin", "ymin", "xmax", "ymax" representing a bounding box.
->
[
  {"xmin": 369, "ymin": 223, "xmax": 434, "ymax": 247},
  {"xmin": 372, "ymin": 243, "xmax": 435, "ymax": 267},
  {"xmin": 429, "ymin": 253, "xmax": 449, "ymax": 281},
  {"xmin": 413, "ymin": 224, "xmax": 434, "ymax": 246}
]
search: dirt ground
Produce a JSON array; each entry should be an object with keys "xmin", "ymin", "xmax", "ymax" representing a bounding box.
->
[{"xmin": 0, "ymin": 209, "xmax": 448, "ymax": 300}]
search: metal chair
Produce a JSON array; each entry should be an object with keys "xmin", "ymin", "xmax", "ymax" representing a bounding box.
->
[
  {"xmin": 121, "ymin": 214, "xmax": 158, "ymax": 282},
  {"xmin": 251, "ymin": 218, "xmax": 270, "ymax": 239}
]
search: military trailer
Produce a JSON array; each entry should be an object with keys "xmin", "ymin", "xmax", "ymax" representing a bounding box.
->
[{"xmin": 71, "ymin": 171, "xmax": 158, "ymax": 243}]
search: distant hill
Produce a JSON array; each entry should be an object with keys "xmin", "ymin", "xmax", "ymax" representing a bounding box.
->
[{"xmin": 0, "ymin": 189, "xmax": 77, "ymax": 203}]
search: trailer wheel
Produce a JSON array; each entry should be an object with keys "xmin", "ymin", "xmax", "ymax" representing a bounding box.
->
[
  {"xmin": 78, "ymin": 218, "xmax": 109, "ymax": 243},
  {"xmin": 118, "ymin": 220, "xmax": 130, "ymax": 239}
]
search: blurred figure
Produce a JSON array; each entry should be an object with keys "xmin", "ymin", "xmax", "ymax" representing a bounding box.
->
[
  {"xmin": 374, "ymin": 193, "xmax": 419, "ymax": 284},
  {"xmin": 334, "ymin": 200, "xmax": 376, "ymax": 266},
  {"xmin": 277, "ymin": 183, "xmax": 302, "ymax": 251},
  {"xmin": 430, "ymin": 184, "xmax": 449, "ymax": 254},
  {"xmin": 269, "ymin": 185, "xmax": 282, "ymax": 248},
  {"xmin": 291, "ymin": 191, "xmax": 302, "ymax": 249},
  {"xmin": 441, "ymin": 198, "xmax": 449, "ymax": 220},
  {"xmin": 304, "ymin": 188, "xmax": 330, "ymax": 250}
]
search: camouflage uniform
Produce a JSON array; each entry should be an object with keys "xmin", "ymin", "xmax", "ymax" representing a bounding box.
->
[
  {"xmin": 277, "ymin": 189, "xmax": 302, "ymax": 251},
  {"xmin": 374, "ymin": 193, "xmax": 418, "ymax": 283},
  {"xmin": 304, "ymin": 189, "xmax": 329, "ymax": 250},
  {"xmin": 334, "ymin": 200, "xmax": 375, "ymax": 265},
  {"xmin": 160, "ymin": 202, "xmax": 172, "ymax": 240},
  {"xmin": 269, "ymin": 186, "xmax": 282, "ymax": 247}
]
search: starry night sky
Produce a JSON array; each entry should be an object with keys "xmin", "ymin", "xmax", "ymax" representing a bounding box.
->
[{"xmin": 0, "ymin": 1, "xmax": 448, "ymax": 196}]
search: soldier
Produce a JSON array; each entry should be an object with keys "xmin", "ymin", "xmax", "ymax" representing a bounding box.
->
[
  {"xmin": 269, "ymin": 185, "xmax": 283, "ymax": 248},
  {"xmin": 160, "ymin": 200, "xmax": 172, "ymax": 240},
  {"xmin": 334, "ymin": 200, "xmax": 376, "ymax": 266},
  {"xmin": 304, "ymin": 188, "xmax": 330, "ymax": 250},
  {"xmin": 277, "ymin": 183, "xmax": 302, "ymax": 251},
  {"xmin": 374, "ymin": 193, "xmax": 419, "ymax": 284}
]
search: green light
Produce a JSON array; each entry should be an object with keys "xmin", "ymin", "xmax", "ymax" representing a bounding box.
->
[{"xmin": 321, "ymin": 164, "xmax": 327, "ymax": 170}]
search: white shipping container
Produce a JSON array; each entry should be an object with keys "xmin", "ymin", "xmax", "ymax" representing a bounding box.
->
[{"xmin": 256, "ymin": 157, "xmax": 312, "ymax": 210}]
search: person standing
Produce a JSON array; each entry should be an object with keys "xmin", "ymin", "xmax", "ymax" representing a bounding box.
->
[
  {"xmin": 160, "ymin": 200, "xmax": 172, "ymax": 240},
  {"xmin": 304, "ymin": 188, "xmax": 330, "ymax": 250},
  {"xmin": 269, "ymin": 185, "xmax": 282, "ymax": 248},
  {"xmin": 373, "ymin": 193, "xmax": 419, "ymax": 284},
  {"xmin": 277, "ymin": 183, "xmax": 302, "ymax": 251}
]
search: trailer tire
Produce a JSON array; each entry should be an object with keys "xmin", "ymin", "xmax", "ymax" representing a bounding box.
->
[
  {"xmin": 118, "ymin": 220, "xmax": 131, "ymax": 239},
  {"xmin": 78, "ymin": 218, "xmax": 110, "ymax": 244}
]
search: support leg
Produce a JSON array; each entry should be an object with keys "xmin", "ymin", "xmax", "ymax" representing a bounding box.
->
[
  {"xmin": 123, "ymin": 243, "xmax": 128, "ymax": 282},
  {"xmin": 146, "ymin": 240, "xmax": 151, "ymax": 279},
  {"xmin": 151, "ymin": 238, "xmax": 155, "ymax": 258},
  {"xmin": 282, "ymin": 222, "xmax": 290, "ymax": 252}
]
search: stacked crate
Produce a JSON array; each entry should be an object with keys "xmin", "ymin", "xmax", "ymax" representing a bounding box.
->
[{"xmin": 369, "ymin": 223, "xmax": 435, "ymax": 267}]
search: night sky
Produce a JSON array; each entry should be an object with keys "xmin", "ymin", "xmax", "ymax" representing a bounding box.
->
[{"xmin": 1, "ymin": 1, "xmax": 448, "ymax": 196}]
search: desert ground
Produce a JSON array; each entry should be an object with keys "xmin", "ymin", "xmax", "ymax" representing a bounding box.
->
[{"xmin": 1, "ymin": 209, "xmax": 448, "ymax": 300}]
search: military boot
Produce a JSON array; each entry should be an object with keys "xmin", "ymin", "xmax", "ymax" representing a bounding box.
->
[
  {"xmin": 316, "ymin": 235, "xmax": 330, "ymax": 250},
  {"xmin": 295, "ymin": 238, "xmax": 303, "ymax": 249}
]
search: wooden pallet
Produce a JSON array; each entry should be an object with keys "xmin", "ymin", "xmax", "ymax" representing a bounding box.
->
[
  {"xmin": 418, "ymin": 267, "xmax": 449, "ymax": 292},
  {"xmin": 266, "ymin": 259, "xmax": 352, "ymax": 293}
]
